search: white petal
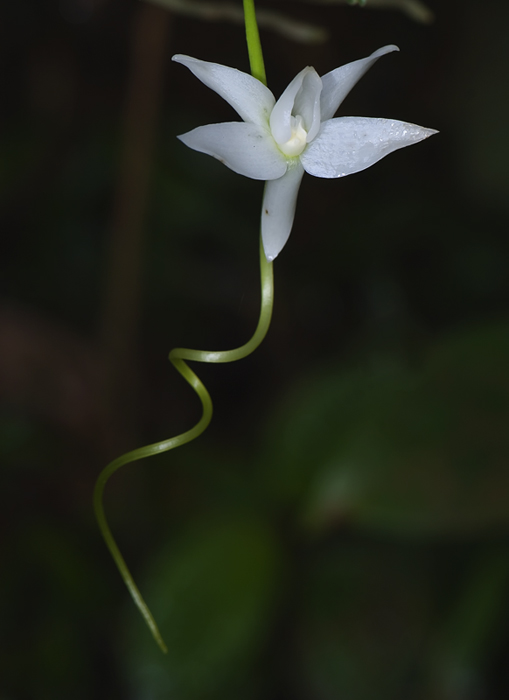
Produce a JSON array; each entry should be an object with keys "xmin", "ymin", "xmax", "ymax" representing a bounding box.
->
[
  {"xmin": 293, "ymin": 70, "xmax": 322, "ymax": 142},
  {"xmin": 178, "ymin": 122, "xmax": 287, "ymax": 180},
  {"xmin": 261, "ymin": 161, "xmax": 305, "ymax": 261},
  {"xmin": 301, "ymin": 117, "xmax": 438, "ymax": 178},
  {"xmin": 320, "ymin": 45, "xmax": 399, "ymax": 122},
  {"xmin": 270, "ymin": 67, "xmax": 322, "ymax": 146},
  {"xmin": 172, "ymin": 54, "xmax": 275, "ymax": 127}
]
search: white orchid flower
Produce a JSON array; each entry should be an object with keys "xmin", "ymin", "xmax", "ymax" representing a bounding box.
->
[{"xmin": 173, "ymin": 46, "xmax": 437, "ymax": 261}]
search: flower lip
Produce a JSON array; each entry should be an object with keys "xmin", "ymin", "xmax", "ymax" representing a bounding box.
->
[
  {"xmin": 270, "ymin": 66, "xmax": 322, "ymax": 146},
  {"xmin": 278, "ymin": 115, "xmax": 308, "ymax": 157}
]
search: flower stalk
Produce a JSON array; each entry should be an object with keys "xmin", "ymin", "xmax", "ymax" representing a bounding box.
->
[{"xmin": 243, "ymin": 0, "xmax": 267, "ymax": 84}]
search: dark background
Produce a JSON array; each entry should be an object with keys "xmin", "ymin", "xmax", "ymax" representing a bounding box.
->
[{"xmin": 2, "ymin": 0, "xmax": 509, "ymax": 698}]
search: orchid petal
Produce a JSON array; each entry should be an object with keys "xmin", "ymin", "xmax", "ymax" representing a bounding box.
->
[
  {"xmin": 261, "ymin": 161, "xmax": 305, "ymax": 261},
  {"xmin": 172, "ymin": 55, "xmax": 275, "ymax": 127},
  {"xmin": 178, "ymin": 122, "xmax": 287, "ymax": 180},
  {"xmin": 270, "ymin": 67, "xmax": 322, "ymax": 145},
  {"xmin": 320, "ymin": 45, "xmax": 399, "ymax": 121},
  {"xmin": 301, "ymin": 117, "xmax": 438, "ymax": 179},
  {"xmin": 293, "ymin": 70, "xmax": 323, "ymax": 142}
]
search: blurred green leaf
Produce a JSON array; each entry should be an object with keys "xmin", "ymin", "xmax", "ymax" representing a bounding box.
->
[
  {"xmin": 125, "ymin": 514, "xmax": 282, "ymax": 700},
  {"xmin": 262, "ymin": 322, "xmax": 509, "ymax": 536}
]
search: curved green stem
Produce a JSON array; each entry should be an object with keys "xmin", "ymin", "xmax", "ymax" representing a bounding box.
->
[{"xmin": 94, "ymin": 237, "xmax": 273, "ymax": 653}]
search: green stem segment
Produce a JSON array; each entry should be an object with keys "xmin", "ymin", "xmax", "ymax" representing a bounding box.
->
[
  {"xmin": 94, "ymin": 238, "xmax": 273, "ymax": 653},
  {"xmin": 243, "ymin": 0, "xmax": 267, "ymax": 85}
]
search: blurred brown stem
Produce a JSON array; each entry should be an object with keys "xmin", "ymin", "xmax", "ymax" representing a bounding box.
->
[{"xmin": 101, "ymin": 3, "xmax": 171, "ymax": 452}]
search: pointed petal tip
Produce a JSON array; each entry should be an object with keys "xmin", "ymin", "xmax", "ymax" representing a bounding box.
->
[
  {"xmin": 415, "ymin": 126, "xmax": 439, "ymax": 140},
  {"xmin": 172, "ymin": 54, "xmax": 200, "ymax": 68},
  {"xmin": 373, "ymin": 44, "xmax": 400, "ymax": 57},
  {"xmin": 262, "ymin": 242, "xmax": 280, "ymax": 262},
  {"xmin": 400, "ymin": 123, "xmax": 439, "ymax": 140}
]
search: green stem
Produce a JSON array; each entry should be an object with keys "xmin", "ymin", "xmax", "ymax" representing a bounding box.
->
[
  {"xmin": 94, "ymin": 237, "xmax": 273, "ymax": 653},
  {"xmin": 243, "ymin": 0, "xmax": 267, "ymax": 85}
]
